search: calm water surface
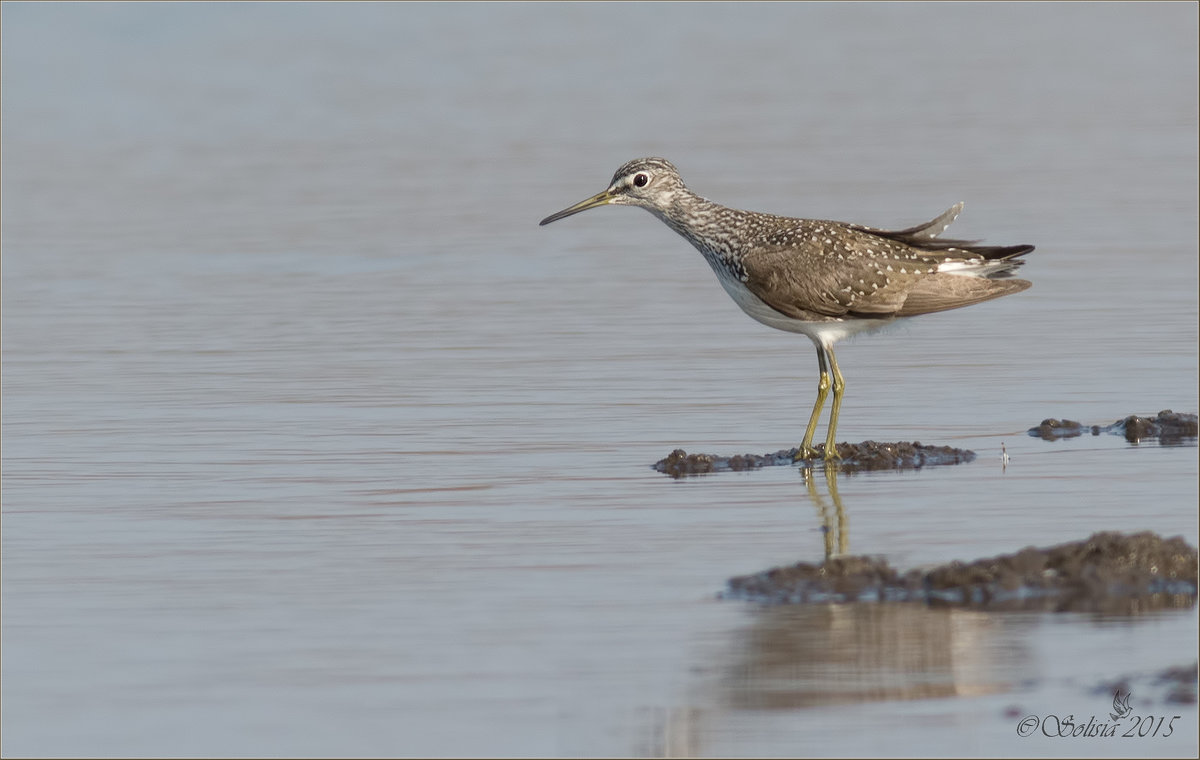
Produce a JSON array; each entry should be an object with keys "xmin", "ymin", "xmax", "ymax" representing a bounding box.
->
[{"xmin": 3, "ymin": 3, "xmax": 1197, "ymax": 757}]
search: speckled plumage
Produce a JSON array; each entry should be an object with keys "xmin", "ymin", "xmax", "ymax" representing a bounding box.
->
[{"xmin": 540, "ymin": 157, "xmax": 1034, "ymax": 461}]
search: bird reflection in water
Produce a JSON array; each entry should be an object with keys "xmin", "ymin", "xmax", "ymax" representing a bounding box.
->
[{"xmin": 802, "ymin": 461, "xmax": 849, "ymax": 560}]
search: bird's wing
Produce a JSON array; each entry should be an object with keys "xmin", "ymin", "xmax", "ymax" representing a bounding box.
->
[
  {"xmin": 895, "ymin": 273, "xmax": 1031, "ymax": 316},
  {"xmin": 739, "ymin": 228, "xmax": 938, "ymax": 319},
  {"xmin": 741, "ymin": 224, "xmax": 1031, "ymax": 320}
]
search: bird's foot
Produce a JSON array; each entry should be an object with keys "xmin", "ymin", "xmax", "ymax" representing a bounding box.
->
[
  {"xmin": 821, "ymin": 443, "xmax": 843, "ymax": 462},
  {"xmin": 793, "ymin": 445, "xmax": 820, "ymax": 462}
]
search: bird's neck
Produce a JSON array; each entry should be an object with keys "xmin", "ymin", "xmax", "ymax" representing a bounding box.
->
[{"xmin": 648, "ymin": 190, "xmax": 748, "ymax": 278}]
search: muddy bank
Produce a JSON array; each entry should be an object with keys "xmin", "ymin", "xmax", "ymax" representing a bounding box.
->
[
  {"xmin": 654, "ymin": 408, "xmax": 1197, "ymax": 476},
  {"xmin": 654, "ymin": 441, "xmax": 974, "ymax": 478},
  {"xmin": 1029, "ymin": 409, "xmax": 1198, "ymax": 443},
  {"xmin": 723, "ymin": 532, "xmax": 1198, "ymax": 613}
]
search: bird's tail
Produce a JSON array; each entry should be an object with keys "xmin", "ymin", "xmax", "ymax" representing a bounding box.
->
[{"xmin": 862, "ymin": 202, "xmax": 1034, "ymax": 272}]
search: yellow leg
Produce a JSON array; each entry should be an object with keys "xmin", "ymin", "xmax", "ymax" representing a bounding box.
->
[
  {"xmin": 795, "ymin": 347, "xmax": 831, "ymax": 461},
  {"xmin": 823, "ymin": 346, "xmax": 845, "ymax": 461}
]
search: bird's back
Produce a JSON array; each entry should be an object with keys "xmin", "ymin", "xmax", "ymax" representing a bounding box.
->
[{"xmin": 687, "ymin": 205, "xmax": 1033, "ymax": 324}]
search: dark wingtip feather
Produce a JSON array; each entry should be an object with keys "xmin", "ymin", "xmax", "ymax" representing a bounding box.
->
[{"xmin": 909, "ymin": 239, "xmax": 1035, "ymax": 259}]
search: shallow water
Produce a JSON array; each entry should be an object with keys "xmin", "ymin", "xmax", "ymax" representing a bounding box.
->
[{"xmin": 3, "ymin": 3, "xmax": 1197, "ymax": 757}]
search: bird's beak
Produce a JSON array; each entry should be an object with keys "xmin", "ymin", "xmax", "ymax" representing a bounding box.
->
[{"xmin": 539, "ymin": 188, "xmax": 616, "ymax": 226}]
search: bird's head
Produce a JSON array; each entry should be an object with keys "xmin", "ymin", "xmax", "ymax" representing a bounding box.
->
[{"xmin": 540, "ymin": 157, "xmax": 686, "ymax": 225}]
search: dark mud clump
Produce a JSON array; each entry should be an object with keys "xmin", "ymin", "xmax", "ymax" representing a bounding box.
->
[
  {"xmin": 1029, "ymin": 410, "xmax": 1198, "ymax": 444},
  {"xmin": 653, "ymin": 441, "xmax": 974, "ymax": 478},
  {"xmin": 1028, "ymin": 417, "xmax": 1091, "ymax": 440},
  {"xmin": 723, "ymin": 531, "xmax": 1198, "ymax": 614},
  {"xmin": 829, "ymin": 441, "xmax": 974, "ymax": 472},
  {"xmin": 653, "ymin": 448, "xmax": 793, "ymax": 477},
  {"xmin": 725, "ymin": 554, "xmax": 904, "ymax": 604}
]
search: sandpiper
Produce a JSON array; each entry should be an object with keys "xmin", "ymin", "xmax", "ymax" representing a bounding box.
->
[{"xmin": 541, "ymin": 158, "xmax": 1033, "ymax": 461}]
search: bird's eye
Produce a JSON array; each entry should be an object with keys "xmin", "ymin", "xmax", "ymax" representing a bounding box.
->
[{"xmin": 632, "ymin": 173, "xmax": 649, "ymax": 188}]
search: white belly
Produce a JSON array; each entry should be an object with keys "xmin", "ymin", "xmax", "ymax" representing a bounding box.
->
[{"xmin": 707, "ymin": 260, "xmax": 892, "ymax": 348}]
